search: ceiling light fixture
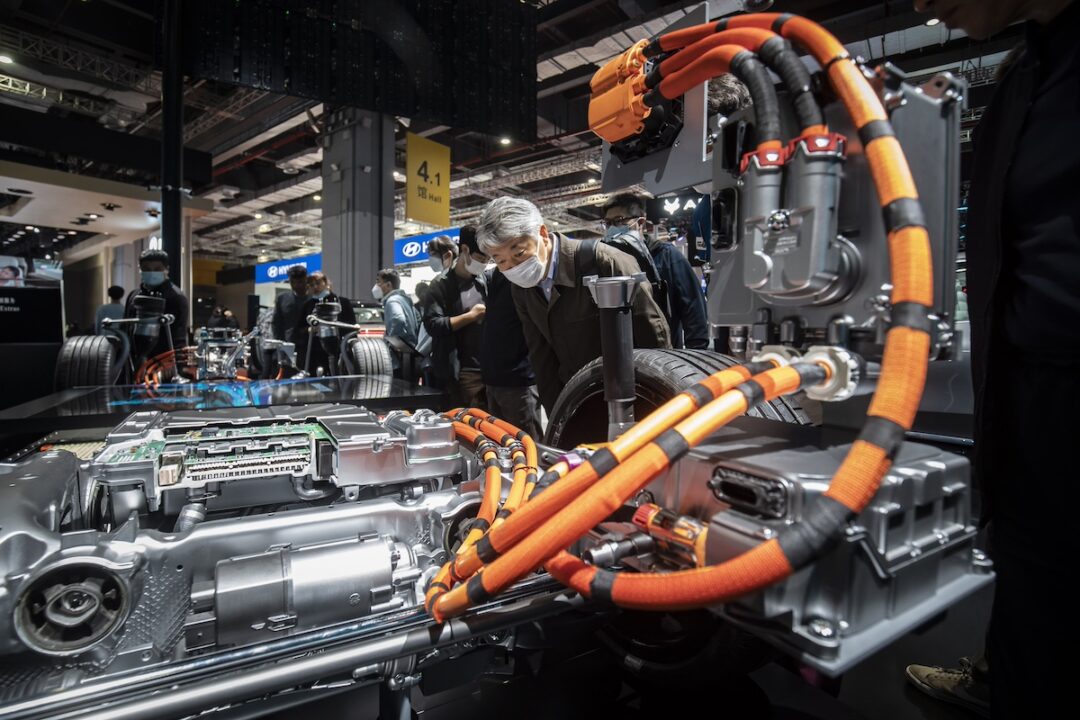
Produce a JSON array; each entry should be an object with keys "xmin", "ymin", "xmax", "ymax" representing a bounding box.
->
[
  {"xmin": 499, "ymin": 137, "xmax": 512, "ymax": 146},
  {"xmin": 587, "ymin": 177, "xmax": 598, "ymax": 184},
  {"xmin": 67, "ymin": 230, "xmax": 76, "ymax": 235},
  {"xmin": 24, "ymin": 225, "xmax": 34, "ymax": 230},
  {"xmin": 0, "ymin": 55, "xmax": 13, "ymax": 65},
  {"xmin": 313, "ymin": 194, "xmax": 321, "ymax": 201},
  {"xmin": 925, "ymin": 17, "xmax": 940, "ymax": 26},
  {"xmin": 32, "ymin": 227, "xmax": 40, "ymax": 233},
  {"xmin": 253, "ymin": 212, "xmax": 262, "ymax": 219},
  {"xmin": 87, "ymin": 213, "xmax": 99, "ymax": 219}
]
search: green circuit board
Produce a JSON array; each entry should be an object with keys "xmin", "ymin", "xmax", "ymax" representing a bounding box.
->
[{"xmin": 99, "ymin": 422, "xmax": 333, "ymax": 465}]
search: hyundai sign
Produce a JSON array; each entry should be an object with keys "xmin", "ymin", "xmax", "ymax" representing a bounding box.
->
[
  {"xmin": 394, "ymin": 228, "xmax": 460, "ymax": 266},
  {"xmin": 255, "ymin": 253, "xmax": 322, "ymax": 284}
]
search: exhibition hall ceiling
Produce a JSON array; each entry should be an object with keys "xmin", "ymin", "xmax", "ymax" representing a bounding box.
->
[{"xmin": 0, "ymin": 0, "xmax": 1018, "ymax": 263}]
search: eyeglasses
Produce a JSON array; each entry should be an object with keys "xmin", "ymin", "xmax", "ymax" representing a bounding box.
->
[{"xmin": 598, "ymin": 215, "xmax": 644, "ymax": 231}]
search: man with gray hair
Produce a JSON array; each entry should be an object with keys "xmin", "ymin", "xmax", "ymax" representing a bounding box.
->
[{"xmin": 476, "ymin": 196, "xmax": 670, "ymax": 415}]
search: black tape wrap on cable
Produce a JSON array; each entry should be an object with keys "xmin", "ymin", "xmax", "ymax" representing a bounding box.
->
[
  {"xmin": 858, "ymin": 415, "xmax": 907, "ymax": 461},
  {"xmin": 890, "ymin": 302, "xmax": 934, "ymax": 335},
  {"xmin": 589, "ymin": 568, "xmax": 618, "ymax": 606},
  {"xmin": 757, "ymin": 36, "xmax": 824, "ymax": 130},
  {"xmin": 475, "ymin": 534, "xmax": 499, "ymax": 563},
  {"xmin": 729, "ymin": 51, "xmax": 782, "ymax": 144},
  {"xmin": 777, "ymin": 495, "xmax": 854, "ymax": 570}
]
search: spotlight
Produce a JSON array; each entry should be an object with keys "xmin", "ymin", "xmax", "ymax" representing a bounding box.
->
[
  {"xmin": 0, "ymin": 55, "xmax": 13, "ymax": 65},
  {"xmin": 24, "ymin": 225, "xmax": 34, "ymax": 230},
  {"xmin": 253, "ymin": 212, "xmax": 262, "ymax": 219},
  {"xmin": 67, "ymin": 230, "xmax": 76, "ymax": 235},
  {"xmin": 588, "ymin": 177, "xmax": 598, "ymax": 184},
  {"xmin": 313, "ymin": 194, "xmax": 321, "ymax": 201},
  {"xmin": 499, "ymin": 137, "xmax": 512, "ymax": 146},
  {"xmin": 87, "ymin": 213, "xmax": 100, "ymax": 219},
  {"xmin": 925, "ymin": 18, "xmax": 941, "ymax": 26}
]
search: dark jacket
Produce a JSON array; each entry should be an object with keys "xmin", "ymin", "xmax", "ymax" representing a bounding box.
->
[
  {"xmin": 423, "ymin": 270, "xmax": 488, "ymax": 385},
  {"xmin": 272, "ymin": 290, "xmax": 306, "ymax": 343},
  {"xmin": 513, "ymin": 234, "xmax": 671, "ymax": 414},
  {"xmin": 966, "ymin": 13, "xmax": 1080, "ymax": 518},
  {"xmin": 480, "ymin": 268, "xmax": 535, "ymax": 387},
  {"xmin": 124, "ymin": 282, "xmax": 188, "ymax": 360},
  {"xmin": 293, "ymin": 292, "xmax": 357, "ymax": 374},
  {"xmin": 649, "ymin": 240, "xmax": 708, "ymax": 349}
]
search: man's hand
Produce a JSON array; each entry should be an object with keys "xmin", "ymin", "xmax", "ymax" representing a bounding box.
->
[{"xmin": 470, "ymin": 303, "xmax": 487, "ymax": 321}]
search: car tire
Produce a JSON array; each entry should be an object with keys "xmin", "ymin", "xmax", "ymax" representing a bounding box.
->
[
  {"xmin": 348, "ymin": 336, "xmax": 393, "ymax": 376},
  {"xmin": 54, "ymin": 335, "xmax": 117, "ymax": 391},
  {"xmin": 545, "ymin": 348, "xmax": 809, "ymax": 448}
]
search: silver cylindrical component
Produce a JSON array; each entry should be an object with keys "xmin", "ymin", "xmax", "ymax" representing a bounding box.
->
[
  {"xmin": 173, "ymin": 503, "xmax": 207, "ymax": 533},
  {"xmin": 213, "ymin": 535, "xmax": 416, "ymax": 648}
]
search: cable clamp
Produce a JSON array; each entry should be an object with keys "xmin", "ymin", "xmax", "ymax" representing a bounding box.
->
[
  {"xmin": 739, "ymin": 146, "xmax": 788, "ymax": 174},
  {"xmin": 751, "ymin": 344, "xmax": 801, "ymax": 368},
  {"xmin": 788, "ymin": 132, "xmax": 847, "ymax": 159},
  {"xmin": 800, "ymin": 345, "xmax": 861, "ymax": 402}
]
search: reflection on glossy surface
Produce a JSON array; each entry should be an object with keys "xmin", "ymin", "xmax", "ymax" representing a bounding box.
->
[{"xmin": 0, "ymin": 376, "xmax": 442, "ymax": 422}]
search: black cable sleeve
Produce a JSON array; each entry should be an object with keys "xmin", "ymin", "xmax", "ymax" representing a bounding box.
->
[
  {"xmin": 476, "ymin": 535, "xmax": 500, "ymax": 563},
  {"xmin": 466, "ymin": 575, "xmax": 491, "ymax": 605},
  {"xmin": 589, "ymin": 447, "xmax": 619, "ymax": 477},
  {"xmin": 858, "ymin": 119, "xmax": 894, "ymax": 147},
  {"xmin": 654, "ymin": 428, "xmax": 691, "ymax": 463},
  {"xmin": 736, "ymin": 378, "xmax": 766, "ymax": 408},
  {"xmin": 890, "ymin": 302, "xmax": 934, "ymax": 335},
  {"xmin": 758, "ymin": 36, "xmax": 824, "ymax": 130},
  {"xmin": 777, "ymin": 495, "xmax": 854, "ymax": 570},
  {"xmin": 684, "ymin": 382, "xmax": 715, "ymax": 407},
  {"xmin": 859, "ymin": 415, "xmax": 907, "ymax": 460},
  {"xmin": 729, "ymin": 52, "xmax": 782, "ymax": 144},
  {"xmin": 589, "ymin": 569, "xmax": 618, "ymax": 606},
  {"xmin": 883, "ymin": 197, "xmax": 927, "ymax": 233}
]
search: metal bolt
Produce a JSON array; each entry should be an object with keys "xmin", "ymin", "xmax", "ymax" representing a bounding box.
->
[
  {"xmin": 348, "ymin": 593, "xmax": 362, "ymax": 606},
  {"xmin": 972, "ymin": 549, "xmax": 987, "ymax": 561},
  {"xmin": 633, "ymin": 490, "xmax": 654, "ymax": 506},
  {"xmin": 767, "ymin": 210, "xmax": 791, "ymax": 232},
  {"xmin": 808, "ymin": 618, "xmax": 836, "ymax": 639}
]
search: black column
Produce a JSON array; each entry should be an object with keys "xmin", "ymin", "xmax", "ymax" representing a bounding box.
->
[{"xmin": 161, "ymin": 0, "xmax": 184, "ymax": 283}]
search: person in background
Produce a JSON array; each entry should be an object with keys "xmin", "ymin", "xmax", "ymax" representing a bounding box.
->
[
  {"xmin": 293, "ymin": 271, "xmax": 356, "ymax": 375},
  {"xmin": 373, "ymin": 268, "xmax": 421, "ymax": 375},
  {"xmin": 272, "ymin": 265, "xmax": 308, "ymax": 343},
  {"xmin": 476, "ymin": 197, "xmax": 670, "ymax": 415},
  {"xmin": 208, "ymin": 305, "xmax": 239, "ymax": 329},
  {"xmin": 904, "ymin": 1, "xmax": 1078, "ymax": 717},
  {"xmin": 422, "ymin": 226, "xmax": 488, "ymax": 407},
  {"xmin": 95, "ymin": 285, "xmax": 125, "ymax": 334},
  {"xmin": 426, "ymin": 235, "xmax": 457, "ymax": 279},
  {"xmin": 414, "ymin": 281, "xmax": 431, "ymax": 312},
  {"xmin": 602, "ymin": 193, "xmax": 709, "ymax": 350},
  {"xmin": 124, "ymin": 247, "xmax": 189, "ymax": 358}
]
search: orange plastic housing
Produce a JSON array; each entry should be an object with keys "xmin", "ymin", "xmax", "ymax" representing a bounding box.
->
[
  {"xmin": 588, "ymin": 76, "xmax": 651, "ymax": 144},
  {"xmin": 590, "ymin": 39, "xmax": 649, "ymax": 95}
]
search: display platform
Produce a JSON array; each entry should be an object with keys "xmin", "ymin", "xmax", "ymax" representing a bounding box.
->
[{"xmin": 0, "ymin": 375, "xmax": 444, "ymax": 435}]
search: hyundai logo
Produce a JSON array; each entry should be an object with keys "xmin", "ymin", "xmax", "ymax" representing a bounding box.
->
[{"xmin": 402, "ymin": 241, "xmax": 422, "ymax": 258}]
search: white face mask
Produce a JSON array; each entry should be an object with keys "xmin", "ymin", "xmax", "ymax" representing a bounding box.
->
[
  {"xmin": 372, "ymin": 284, "xmax": 385, "ymax": 300},
  {"xmin": 502, "ymin": 254, "xmax": 545, "ymax": 288},
  {"xmin": 465, "ymin": 256, "xmax": 488, "ymax": 276},
  {"xmin": 428, "ymin": 256, "xmax": 445, "ymax": 273}
]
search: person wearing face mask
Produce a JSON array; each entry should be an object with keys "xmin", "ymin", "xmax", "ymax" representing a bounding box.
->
[
  {"xmin": 123, "ymin": 247, "xmax": 189, "ymax": 358},
  {"xmin": 476, "ymin": 197, "xmax": 670, "ymax": 416},
  {"xmin": 422, "ymin": 226, "xmax": 489, "ymax": 406},
  {"xmin": 271, "ymin": 264, "xmax": 308, "ymax": 343},
  {"xmin": 426, "ymin": 235, "xmax": 457, "ymax": 277},
  {"xmin": 902, "ymin": 1, "xmax": 1079, "ymax": 717},
  {"xmin": 602, "ymin": 193, "xmax": 708, "ymax": 350},
  {"xmin": 292, "ymin": 271, "xmax": 357, "ymax": 375},
  {"xmin": 372, "ymin": 267, "xmax": 421, "ymax": 375}
]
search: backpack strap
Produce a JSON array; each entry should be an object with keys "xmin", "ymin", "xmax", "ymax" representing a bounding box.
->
[{"xmin": 579, "ymin": 238, "xmax": 601, "ymax": 278}]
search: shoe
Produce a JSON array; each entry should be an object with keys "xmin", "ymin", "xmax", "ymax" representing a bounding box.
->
[{"xmin": 905, "ymin": 657, "xmax": 990, "ymax": 717}]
